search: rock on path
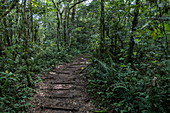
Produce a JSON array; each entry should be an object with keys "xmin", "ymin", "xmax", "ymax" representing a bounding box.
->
[{"xmin": 30, "ymin": 55, "xmax": 94, "ymax": 113}]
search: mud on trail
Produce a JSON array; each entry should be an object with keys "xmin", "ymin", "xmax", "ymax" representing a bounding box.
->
[{"xmin": 30, "ymin": 55, "xmax": 95, "ymax": 113}]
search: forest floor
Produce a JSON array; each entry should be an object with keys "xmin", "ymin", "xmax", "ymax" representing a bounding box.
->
[{"xmin": 29, "ymin": 54, "xmax": 95, "ymax": 113}]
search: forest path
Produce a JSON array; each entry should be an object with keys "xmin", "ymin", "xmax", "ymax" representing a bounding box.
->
[{"xmin": 30, "ymin": 54, "xmax": 94, "ymax": 113}]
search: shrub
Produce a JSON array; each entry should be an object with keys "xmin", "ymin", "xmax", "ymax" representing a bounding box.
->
[{"xmin": 87, "ymin": 57, "xmax": 170, "ymax": 113}]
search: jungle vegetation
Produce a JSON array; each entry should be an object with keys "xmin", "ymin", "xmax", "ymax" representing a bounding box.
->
[{"xmin": 0, "ymin": 0, "xmax": 169, "ymax": 112}]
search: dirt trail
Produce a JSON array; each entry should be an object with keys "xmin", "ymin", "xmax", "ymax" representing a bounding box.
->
[{"xmin": 30, "ymin": 55, "xmax": 94, "ymax": 113}]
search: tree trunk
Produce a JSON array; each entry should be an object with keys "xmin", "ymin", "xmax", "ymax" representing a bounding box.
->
[
  {"xmin": 51, "ymin": 0, "xmax": 61, "ymax": 50},
  {"xmin": 9, "ymin": 16, "xmax": 13, "ymax": 46},
  {"xmin": 23, "ymin": 0, "xmax": 32, "ymax": 87},
  {"xmin": 63, "ymin": 7, "xmax": 68, "ymax": 45},
  {"xmin": 127, "ymin": 0, "xmax": 140, "ymax": 63},
  {"xmin": 29, "ymin": 0, "xmax": 34, "ymax": 42},
  {"xmin": 3, "ymin": 18, "xmax": 11, "ymax": 46},
  {"xmin": 0, "ymin": 37, "xmax": 4, "ymax": 56},
  {"xmin": 67, "ymin": 8, "xmax": 71, "ymax": 47},
  {"xmin": 71, "ymin": 0, "xmax": 77, "ymax": 23},
  {"xmin": 100, "ymin": 0, "xmax": 105, "ymax": 55}
]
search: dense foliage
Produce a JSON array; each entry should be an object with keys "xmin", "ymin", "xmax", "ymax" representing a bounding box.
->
[
  {"xmin": 0, "ymin": 0, "xmax": 169, "ymax": 112},
  {"xmin": 83, "ymin": 0, "xmax": 170, "ymax": 113},
  {"xmin": 0, "ymin": 0, "xmax": 81, "ymax": 112}
]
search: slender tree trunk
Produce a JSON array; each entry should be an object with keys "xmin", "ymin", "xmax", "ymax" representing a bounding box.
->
[
  {"xmin": 34, "ymin": 24, "xmax": 38, "ymax": 43},
  {"xmin": 0, "ymin": 37, "xmax": 4, "ymax": 56},
  {"xmin": 23, "ymin": 0, "xmax": 32, "ymax": 87},
  {"xmin": 3, "ymin": 18, "xmax": 11, "ymax": 46},
  {"xmin": 68, "ymin": 0, "xmax": 77, "ymax": 47},
  {"xmin": 51, "ymin": 0, "xmax": 61, "ymax": 50},
  {"xmin": 67, "ymin": 8, "xmax": 71, "ymax": 47},
  {"xmin": 63, "ymin": 7, "xmax": 68, "ymax": 45},
  {"xmin": 16, "ymin": 4, "xmax": 20, "ymax": 44},
  {"xmin": 127, "ymin": 0, "xmax": 140, "ymax": 63},
  {"xmin": 56, "ymin": 12, "xmax": 61, "ymax": 51},
  {"xmin": 29, "ymin": 0, "xmax": 34, "ymax": 42},
  {"xmin": 9, "ymin": 16, "xmax": 13, "ymax": 46},
  {"xmin": 71, "ymin": 0, "xmax": 77, "ymax": 23},
  {"xmin": 100, "ymin": 0, "xmax": 105, "ymax": 54},
  {"xmin": 163, "ymin": 22, "xmax": 169, "ymax": 58}
]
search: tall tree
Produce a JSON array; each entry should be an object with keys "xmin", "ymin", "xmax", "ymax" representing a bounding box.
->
[
  {"xmin": 127, "ymin": 0, "xmax": 140, "ymax": 63},
  {"xmin": 0, "ymin": 37, "xmax": 4, "ymax": 56},
  {"xmin": 23, "ymin": 0, "xmax": 32, "ymax": 86},
  {"xmin": 100, "ymin": 0, "xmax": 105, "ymax": 55},
  {"xmin": 71, "ymin": 0, "xmax": 77, "ymax": 23}
]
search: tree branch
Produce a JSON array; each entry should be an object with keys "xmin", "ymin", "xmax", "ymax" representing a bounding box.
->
[{"xmin": 69, "ymin": 0, "xmax": 87, "ymax": 10}]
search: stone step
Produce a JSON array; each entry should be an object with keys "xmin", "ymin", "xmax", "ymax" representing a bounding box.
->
[
  {"xmin": 39, "ymin": 84, "xmax": 84, "ymax": 91},
  {"xmin": 39, "ymin": 99, "xmax": 80, "ymax": 112},
  {"xmin": 39, "ymin": 84, "xmax": 74, "ymax": 90},
  {"xmin": 40, "ymin": 106, "xmax": 79, "ymax": 112},
  {"xmin": 42, "ymin": 74, "xmax": 77, "ymax": 80},
  {"xmin": 50, "ymin": 82, "xmax": 85, "ymax": 86},
  {"xmin": 37, "ymin": 90, "xmax": 87, "ymax": 102},
  {"xmin": 40, "ymin": 109, "xmax": 73, "ymax": 113},
  {"xmin": 40, "ymin": 86, "xmax": 84, "ymax": 91},
  {"xmin": 41, "ymin": 95, "xmax": 74, "ymax": 99},
  {"xmin": 56, "ymin": 71, "xmax": 71, "ymax": 74},
  {"xmin": 66, "ymin": 65, "xmax": 78, "ymax": 68},
  {"xmin": 47, "ymin": 71, "xmax": 71, "ymax": 75}
]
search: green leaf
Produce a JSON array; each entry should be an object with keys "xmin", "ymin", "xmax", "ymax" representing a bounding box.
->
[
  {"xmin": 135, "ymin": 39, "xmax": 140, "ymax": 43},
  {"xmin": 119, "ymin": 58, "xmax": 124, "ymax": 61},
  {"xmin": 120, "ymin": 65, "xmax": 126, "ymax": 67},
  {"xmin": 133, "ymin": 52, "xmax": 137, "ymax": 55}
]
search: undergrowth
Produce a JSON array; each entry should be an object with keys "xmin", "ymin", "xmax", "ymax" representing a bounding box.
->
[
  {"xmin": 86, "ymin": 56, "xmax": 170, "ymax": 113},
  {"xmin": 0, "ymin": 43, "xmax": 79, "ymax": 112}
]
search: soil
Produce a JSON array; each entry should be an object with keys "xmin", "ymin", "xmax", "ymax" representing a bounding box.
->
[{"xmin": 30, "ymin": 54, "xmax": 95, "ymax": 113}]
